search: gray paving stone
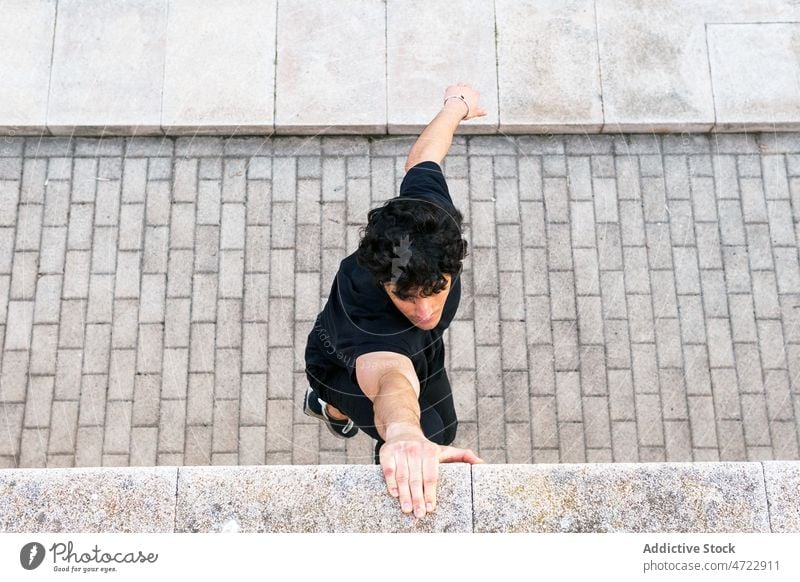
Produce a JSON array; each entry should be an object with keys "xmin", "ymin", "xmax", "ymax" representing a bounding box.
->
[
  {"xmin": 548, "ymin": 271, "xmax": 577, "ymax": 320},
  {"xmin": 131, "ymin": 371, "xmax": 159, "ymax": 427},
  {"xmin": 118, "ymin": 205, "xmax": 145, "ymax": 251},
  {"xmin": 678, "ymin": 295, "xmax": 706, "ymax": 344},
  {"xmin": 695, "ymin": 223, "xmax": 722, "ymax": 269},
  {"xmin": 740, "ymin": 178, "xmax": 768, "ymax": 223},
  {"xmin": 103, "ymin": 400, "xmax": 132, "ymax": 455},
  {"xmin": 477, "ymin": 395, "xmax": 506, "ymax": 452},
  {"xmin": 545, "ymin": 223, "xmax": 572, "ymax": 272},
  {"xmin": 583, "ymin": 396, "xmax": 612, "ymax": 448},
  {"xmin": 18, "ymin": 428, "xmax": 49, "ymax": 467},
  {"xmin": 157, "ymin": 399, "xmax": 186, "ymax": 454},
  {"xmin": 543, "ymin": 177, "xmax": 569, "ymax": 223},
  {"xmin": 69, "ymin": 159, "xmax": 95, "ymax": 204},
  {"xmin": 636, "ymin": 393, "xmax": 664, "ymax": 447},
  {"xmin": 774, "ymin": 248, "xmax": 800, "ymax": 294},
  {"xmin": 772, "ymin": 423, "xmax": 799, "ymax": 460},
  {"xmin": 607, "ymin": 369, "xmax": 634, "ymax": 422},
  {"xmin": 764, "ymin": 369, "xmax": 793, "ymax": 422},
  {"xmin": 551, "ymin": 320, "xmax": 579, "ymax": 371},
  {"xmin": 751, "ymin": 271, "xmax": 781, "ymax": 319},
  {"xmin": 10, "ymin": 251, "xmax": 39, "ymax": 299},
  {"xmin": 76, "ymin": 426, "xmax": 108, "ymax": 465},
  {"xmin": 4, "ymin": 135, "xmax": 800, "ymax": 469},
  {"xmin": 681, "ymin": 344, "xmax": 710, "ymax": 396},
  {"xmin": 215, "ymin": 348, "xmax": 242, "ymax": 400},
  {"xmin": 623, "ymin": 248, "xmax": 652, "ymax": 295},
  {"xmin": 646, "ymin": 223, "xmax": 672, "ymax": 269},
  {"xmin": 663, "ymin": 419, "xmax": 692, "ymax": 461},
  {"xmin": 4, "ymin": 301, "xmax": 33, "ymax": 350},
  {"xmin": 47, "ymin": 401, "xmax": 78, "ymax": 455},
  {"xmin": 758, "ymin": 320, "xmax": 787, "ymax": 370},
  {"xmin": 687, "ymin": 396, "xmax": 718, "ymax": 449},
  {"xmin": 20, "ymin": 376, "xmax": 52, "ymax": 430},
  {"xmin": 161, "ymin": 348, "xmax": 188, "ymax": 400},
  {"xmin": 664, "ymin": 134, "xmax": 713, "ymax": 156},
  {"xmin": 558, "ymin": 421, "xmax": 585, "ymax": 462},
  {"xmin": 266, "ymin": 398, "xmax": 293, "ymax": 453},
  {"xmin": 577, "ymin": 296, "xmax": 603, "ymax": 345},
  {"xmin": 660, "ymin": 367, "xmax": 688, "ymax": 420},
  {"xmin": 741, "ymin": 394, "xmax": 772, "ymax": 448},
  {"xmin": 15, "ymin": 204, "xmax": 43, "ymax": 251},
  {"xmin": 734, "ymin": 344, "xmax": 765, "ymax": 395},
  {"xmin": 86, "ymin": 274, "xmax": 114, "ymax": 323},
  {"xmin": 710, "ymin": 368, "xmax": 741, "ymax": 421},
  {"xmin": 129, "ymin": 426, "xmax": 158, "ymax": 466},
  {"xmin": 474, "ymin": 345, "xmax": 502, "ymax": 398},
  {"xmin": 668, "ymin": 200, "xmax": 695, "ymax": 246}
]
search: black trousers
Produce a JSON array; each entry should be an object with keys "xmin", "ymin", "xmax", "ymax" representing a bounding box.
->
[{"xmin": 305, "ymin": 358, "xmax": 458, "ymax": 452}]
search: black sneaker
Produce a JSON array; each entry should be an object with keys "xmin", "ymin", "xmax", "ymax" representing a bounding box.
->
[{"xmin": 303, "ymin": 388, "xmax": 359, "ymax": 439}]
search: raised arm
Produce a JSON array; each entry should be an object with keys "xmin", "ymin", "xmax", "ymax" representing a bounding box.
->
[{"xmin": 404, "ymin": 83, "xmax": 488, "ymax": 172}]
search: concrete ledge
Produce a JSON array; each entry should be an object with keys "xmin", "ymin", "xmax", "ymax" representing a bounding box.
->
[
  {"xmin": 763, "ymin": 461, "xmax": 800, "ymax": 533},
  {"xmin": 1, "ymin": 462, "xmax": 798, "ymax": 532},
  {"xmin": 0, "ymin": 467, "xmax": 177, "ymax": 533},
  {"xmin": 176, "ymin": 465, "xmax": 472, "ymax": 532},
  {"xmin": 472, "ymin": 463, "xmax": 771, "ymax": 533},
  {"xmin": 2, "ymin": 1, "xmax": 800, "ymax": 136}
]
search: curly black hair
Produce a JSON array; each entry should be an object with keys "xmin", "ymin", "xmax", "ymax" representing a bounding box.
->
[{"xmin": 355, "ymin": 197, "xmax": 468, "ymax": 301}]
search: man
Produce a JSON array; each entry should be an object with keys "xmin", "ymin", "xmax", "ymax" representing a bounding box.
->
[{"xmin": 303, "ymin": 83, "xmax": 488, "ymax": 520}]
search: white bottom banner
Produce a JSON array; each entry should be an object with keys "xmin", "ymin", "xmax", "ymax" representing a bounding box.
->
[{"xmin": 1, "ymin": 533, "xmax": 798, "ymax": 581}]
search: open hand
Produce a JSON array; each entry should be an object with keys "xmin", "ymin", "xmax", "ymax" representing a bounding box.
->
[{"xmin": 379, "ymin": 432, "xmax": 484, "ymax": 519}]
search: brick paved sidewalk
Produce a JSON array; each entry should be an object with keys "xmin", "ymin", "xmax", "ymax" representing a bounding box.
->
[{"xmin": 0, "ymin": 133, "xmax": 798, "ymax": 468}]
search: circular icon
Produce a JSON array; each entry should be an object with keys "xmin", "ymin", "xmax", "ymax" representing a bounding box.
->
[{"xmin": 20, "ymin": 542, "xmax": 45, "ymax": 570}]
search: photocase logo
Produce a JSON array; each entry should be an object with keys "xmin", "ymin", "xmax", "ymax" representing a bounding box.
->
[
  {"xmin": 20, "ymin": 542, "xmax": 45, "ymax": 570},
  {"xmin": 390, "ymin": 233, "xmax": 413, "ymax": 284}
]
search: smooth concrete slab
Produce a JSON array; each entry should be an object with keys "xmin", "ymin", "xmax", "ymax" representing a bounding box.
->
[
  {"xmin": 596, "ymin": 0, "xmax": 800, "ymax": 132},
  {"xmin": 176, "ymin": 464, "xmax": 473, "ymax": 532},
  {"xmin": 0, "ymin": 467, "xmax": 178, "ymax": 532},
  {"xmin": 387, "ymin": 0, "xmax": 497, "ymax": 134},
  {"xmin": 162, "ymin": 0, "xmax": 277, "ymax": 135},
  {"xmin": 596, "ymin": 1, "xmax": 714, "ymax": 132},
  {"xmin": 274, "ymin": 0, "xmax": 386, "ymax": 135},
  {"xmin": 706, "ymin": 0, "xmax": 800, "ymax": 23},
  {"xmin": 6, "ymin": 0, "xmax": 800, "ymax": 136},
  {"xmin": 47, "ymin": 0, "xmax": 167, "ymax": 136},
  {"xmin": 472, "ymin": 463, "xmax": 770, "ymax": 532},
  {"xmin": 708, "ymin": 23, "xmax": 800, "ymax": 132},
  {"xmin": 496, "ymin": 0, "xmax": 603, "ymax": 133},
  {"xmin": 0, "ymin": 0, "xmax": 56, "ymax": 136},
  {"xmin": 763, "ymin": 461, "xmax": 800, "ymax": 532}
]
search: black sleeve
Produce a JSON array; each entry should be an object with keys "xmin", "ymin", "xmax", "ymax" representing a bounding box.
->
[
  {"xmin": 399, "ymin": 160, "xmax": 453, "ymax": 206},
  {"xmin": 345, "ymin": 339, "xmax": 417, "ymax": 387},
  {"xmin": 335, "ymin": 313, "xmax": 419, "ymax": 387}
]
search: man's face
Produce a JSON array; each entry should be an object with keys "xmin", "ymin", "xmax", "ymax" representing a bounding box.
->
[{"xmin": 383, "ymin": 273, "xmax": 453, "ymax": 330}]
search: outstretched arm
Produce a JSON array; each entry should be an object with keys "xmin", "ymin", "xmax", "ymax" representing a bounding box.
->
[
  {"xmin": 404, "ymin": 83, "xmax": 488, "ymax": 172},
  {"xmin": 356, "ymin": 351, "xmax": 483, "ymax": 520}
]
